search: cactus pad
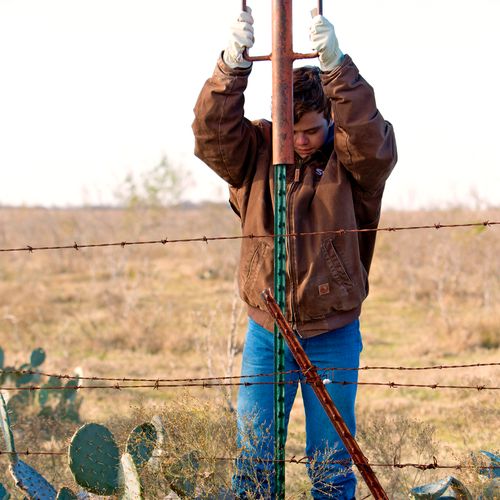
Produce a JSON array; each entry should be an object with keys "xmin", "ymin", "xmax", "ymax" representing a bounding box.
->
[
  {"xmin": 126, "ymin": 422, "xmax": 157, "ymax": 470},
  {"xmin": 30, "ymin": 348, "xmax": 46, "ymax": 367},
  {"xmin": 480, "ymin": 450, "xmax": 500, "ymax": 478},
  {"xmin": 38, "ymin": 376, "xmax": 60, "ymax": 407},
  {"xmin": 63, "ymin": 378, "xmax": 80, "ymax": 402},
  {"xmin": 484, "ymin": 478, "xmax": 500, "ymax": 499},
  {"xmin": 0, "ymin": 482, "xmax": 9, "ymax": 500},
  {"xmin": 0, "ymin": 392, "xmax": 16, "ymax": 458},
  {"xmin": 118, "ymin": 452, "xmax": 142, "ymax": 499},
  {"xmin": 38, "ymin": 388, "xmax": 50, "ymax": 408},
  {"xmin": 168, "ymin": 451, "xmax": 200, "ymax": 498},
  {"xmin": 68, "ymin": 423, "xmax": 120, "ymax": 495},
  {"xmin": 411, "ymin": 476, "xmax": 451, "ymax": 498},
  {"xmin": 55, "ymin": 487, "xmax": 77, "ymax": 499},
  {"xmin": 10, "ymin": 459, "xmax": 57, "ymax": 500},
  {"xmin": 15, "ymin": 363, "xmax": 35, "ymax": 386},
  {"xmin": 411, "ymin": 475, "xmax": 473, "ymax": 499}
]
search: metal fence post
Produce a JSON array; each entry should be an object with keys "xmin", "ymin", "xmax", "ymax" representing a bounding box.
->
[{"xmin": 271, "ymin": 1, "xmax": 294, "ymax": 497}]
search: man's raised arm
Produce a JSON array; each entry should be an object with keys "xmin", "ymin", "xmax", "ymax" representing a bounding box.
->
[
  {"xmin": 311, "ymin": 15, "xmax": 397, "ymax": 193},
  {"xmin": 192, "ymin": 8, "xmax": 264, "ymax": 188}
]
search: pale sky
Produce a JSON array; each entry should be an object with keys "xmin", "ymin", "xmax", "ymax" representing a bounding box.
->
[{"xmin": 0, "ymin": 0, "xmax": 499, "ymax": 209}]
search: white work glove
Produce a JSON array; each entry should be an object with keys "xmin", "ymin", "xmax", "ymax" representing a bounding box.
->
[
  {"xmin": 309, "ymin": 15, "xmax": 344, "ymax": 71},
  {"xmin": 223, "ymin": 8, "xmax": 254, "ymax": 69}
]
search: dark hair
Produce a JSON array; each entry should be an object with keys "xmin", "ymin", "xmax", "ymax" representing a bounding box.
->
[{"xmin": 293, "ymin": 66, "xmax": 330, "ymax": 123}]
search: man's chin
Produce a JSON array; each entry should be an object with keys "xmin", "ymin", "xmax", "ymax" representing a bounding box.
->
[{"xmin": 296, "ymin": 149, "xmax": 314, "ymax": 158}]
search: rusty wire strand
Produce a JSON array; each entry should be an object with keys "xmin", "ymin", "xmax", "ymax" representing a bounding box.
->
[
  {"xmin": 0, "ymin": 449, "xmax": 497, "ymax": 472},
  {"xmin": 0, "ymin": 221, "xmax": 498, "ymax": 253},
  {"xmin": 2, "ymin": 362, "xmax": 498, "ymax": 385},
  {"xmin": 1, "ymin": 379, "xmax": 498, "ymax": 392}
]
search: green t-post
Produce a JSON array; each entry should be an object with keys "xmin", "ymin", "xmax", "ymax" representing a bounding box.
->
[{"xmin": 274, "ymin": 164, "xmax": 287, "ymax": 498}]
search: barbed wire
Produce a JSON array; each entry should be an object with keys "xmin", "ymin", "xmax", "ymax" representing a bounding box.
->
[
  {"xmin": 1, "ymin": 378, "xmax": 498, "ymax": 392},
  {"xmin": 0, "ymin": 449, "xmax": 497, "ymax": 472},
  {"xmin": 0, "ymin": 220, "xmax": 498, "ymax": 254},
  {"xmin": 2, "ymin": 362, "xmax": 498, "ymax": 385}
]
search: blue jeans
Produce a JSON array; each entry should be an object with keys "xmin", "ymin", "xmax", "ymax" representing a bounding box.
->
[{"xmin": 232, "ymin": 318, "xmax": 362, "ymax": 500}]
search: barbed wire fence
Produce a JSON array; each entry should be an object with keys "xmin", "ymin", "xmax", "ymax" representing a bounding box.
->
[
  {"xmin": 0, "ymin": 218, "xmax": 499, "ymax": 494},
  {"xmin": 0, "ymin": 447, "xmax": 498, "ymax": 474},
  {"xmin": 0, "ymin": 220, "xmax": 498, "ymax": 253},
  {"xmin": 1, "ymin": 362, "xmax": 499, "ymax": 391}
]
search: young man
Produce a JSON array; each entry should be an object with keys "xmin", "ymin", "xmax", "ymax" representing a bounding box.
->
[{"xmin": 192, "ymin": 8, "xmax": 397, "ymax": 500}]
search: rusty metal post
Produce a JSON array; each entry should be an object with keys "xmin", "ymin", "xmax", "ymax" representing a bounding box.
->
[
  {"xmin": 271, "ymin": 2, "xmax": 294, "ymax": 498},
  {"xmin": 240, "ymin": 1, "xmax": 326, "ymax": 498},
  {"xmin": 272, "ymin": 0, "xmax": 295, "ymax": 166},
  {"xmin": 262, "ymin": 289, "xmax": 389, "ymax": 500}
]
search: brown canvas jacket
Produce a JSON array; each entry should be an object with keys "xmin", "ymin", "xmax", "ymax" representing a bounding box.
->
[{"xmin": 192, "ymin": 54, "xmax": 397, "ymax": 337}]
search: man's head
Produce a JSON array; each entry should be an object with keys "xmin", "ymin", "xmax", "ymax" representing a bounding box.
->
[{"xmin": 293, "ymin": 66, "xmax": 331, "ymax": 158}]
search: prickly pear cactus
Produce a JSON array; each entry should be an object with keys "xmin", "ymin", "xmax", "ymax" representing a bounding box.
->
[
  {"xmin": 0, "ymin": 392, "xmax": 15, "ymax": 459},
  {"xmin": 10, "ymin": 460, "xmax": 57, "ymax": 500},
  {"xmin": 0, "ymin": 348, "xmax": 82, "ymax": 425},
  {"xmin": 478, "ymin": 451, "xmax": 500, "ymax": 500},
  {"xmin": 119, "ymin": 452, "xmax": 142, "ymax": 499},
  {"xmin": 479, "ymin": 450, "xmax": 500, "ymax": 479},
  {"xmin": 148, "ymin": 415, "xmax": 165, "ymax": 471},
  {"xmin": 12, "ymin": 347, "xmax": 45, "ymax": 386},
  {"xmin": 168, "ymin": 451, "xmax": 200, "ymax": 498},
  {"xmin": 68, "ymin": 423, "xmax": 121, "ymax": 495},
  {"xmin": 0, "ymin": 482, "xmax": 9, "ymax": 499},
  {"xmin": 62, "ymin": 378, "xmax": 80, "ymax": 402},
  {"xmin": 126, "ymin": 422, "xmax": 158, "ymax": 470},
  {"xmin": 38, "ymin": 376, "xmax": 60, "ymax": 407},
  {"xmin": 39, "ymin": 375, "xmax": 82, "ymax": 423},
  {"xmin": 68, "ymin": 419, "xmax": 172, "ymax": 499},
  {"xmin": 14, "ymin": 363, "xmax": 36, "ymax": 386},
  {"xmin": 1, "ymin": 348, "xmax": 44, "ymax": 423},
  {"xmin": 55, "ymin": 487, "xmax": 78, "ymax": 499},
  {"xmin": 1, "ymin": 391, "xmax": 57, "ymax": 499},
  {"xmin": 483, "ymin": 478, "xmax": 500, "ymax": 499},
  {"xmin": 411, "ymin": 475, "xmax": 473, "ymax": 499},
  {"xmin": 30, "ymin": 348, "xmax": 46, "ymax": 367},
  {"xmin": 0, "ymin": 347, "xmax": 4, "ymax": 373}
]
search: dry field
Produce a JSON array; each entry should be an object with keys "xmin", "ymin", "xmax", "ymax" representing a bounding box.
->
[{"xmin": 0, "ymin": 204, "xmax": 498, "ymax": 498}]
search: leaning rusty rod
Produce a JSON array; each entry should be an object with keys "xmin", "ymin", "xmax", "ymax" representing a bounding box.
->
[
  {"xmin": 242, "ymin": 0, "xmax": 321, "ymax": 61},
  {"xmin": 262, "ymin": 289, "xmax": 389, "ymax": 500}
]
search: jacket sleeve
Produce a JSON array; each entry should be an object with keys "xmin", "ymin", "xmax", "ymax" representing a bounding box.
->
[
  {"xmin": 322, "ymin": 55, "xmax": 397, "ymax": 194},
  {"xmin": 192, "ymin": 55, "xmax": 263, "ymax": 188}
]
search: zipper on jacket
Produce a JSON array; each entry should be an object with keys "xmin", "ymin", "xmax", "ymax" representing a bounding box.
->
[
  {"xmin": 294, "ymin": 167, "xmax": 300, "ymax": 183},
  {"xmin": 286, "ymin": 158, "xmax": 302, "ymax": 330}
]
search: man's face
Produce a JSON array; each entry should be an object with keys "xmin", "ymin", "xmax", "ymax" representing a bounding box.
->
[{"xmin": 293, "ymin": 110, "xmax": 330, "ymax": 159}]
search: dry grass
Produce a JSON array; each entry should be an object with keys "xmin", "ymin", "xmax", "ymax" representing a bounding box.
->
[{"xmin": 0, "ymin": 204, "xmax": 499, "ymax": 498}]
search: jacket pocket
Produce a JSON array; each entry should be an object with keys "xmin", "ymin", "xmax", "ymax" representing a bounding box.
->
[
  {"xmin": 240, "ymin": 241, "xmax": 271, "ymax": 307},
  {"xmin": 322, "ymin": 239, "xmax": 353, "ymax": 292},
  {"xmin": 318, "ymin": 238, "xmax": 365, "ymax": 312}
]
